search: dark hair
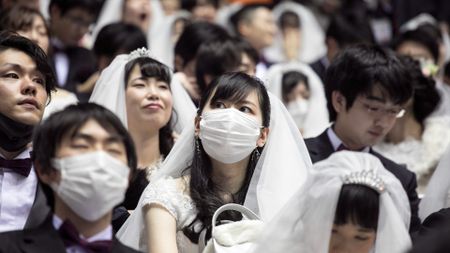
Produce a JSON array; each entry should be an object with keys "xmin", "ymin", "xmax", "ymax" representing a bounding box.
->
[
  {"xmin": 334, "ymin": 184, "xmax": 380, "ymax": 230},
  {"xmin": 49, "ymin": 0, "xmax": 101, "ymax": 16},
  {"xmin": 195, "ymin": 40, "xmax": 242, "ymax": 94},
  {"xmin": 234, "ymin": 37, "xmax": 260, "ymax": 65},
  {"xmin": 400, "ymin": 55, "xmax": 440, "ymax": 125},
  {"xmin": 174, "ymin": 21, "xmax": 230, "ymax": 69},
  {"xmin": 445, "ymin": 61, "xmax": 450, "ymax": 79},
  {"xmin": 183, "ymin": 72, "xmax": 271, "ymax": 242},
  {"xmin": 326, "ymin": 12, "xmax": 375, "ymax": 48},
  {"xmin": 393, "ymin": 28, "xmax": 440, "ymax": 63},
  {"xmin": 0, "ymin": 5, "xmax": 48, "ymax": 34},
  {"xmin": 124, "ymin": 57, "xmax": 174, "ymax": 158},
  {"xmin": 181, "ymin": 0, "xmax": 220, "ymax": 11},
  {"xmin": 230, "ymin": 4, "xmax": 268, "ymax": 36},
  {"xmin": 0, "ymin": 31, "xmax": 56, "ymax": 99},
  {"xmin": 33, "ymin": 103, "xmax": 137, "ymax": 174},
  {"xmin": 282, "ymin": 70, "xmax": 309, "ymax": 103},
  {"xmin": 279, "ymin": 10, "xmax": 301, "ymax": 30},
  {"xmin": 325, "ymin": 44, "xmax": 413, "ymax": 121},
  {"xmin": 93, "ymin": 22, "xmax": 147, "ymax": 59}
]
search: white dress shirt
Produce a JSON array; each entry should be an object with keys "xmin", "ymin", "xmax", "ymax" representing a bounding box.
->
[
  {"xmin": 327, "ymin": 127, "xmax": 370, "ymax": 152},
  {"xmin": 53, "ymin": 215, "xmax": 113, "ymax": 253},
  {"xmin": 0, "ymin": 147, "xmax": 37, "ymax": 232}
]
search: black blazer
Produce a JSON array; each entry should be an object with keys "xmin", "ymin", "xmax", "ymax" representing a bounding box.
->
[
  {"xmin": 309, "ymin": 57, "xmax": 327, "ymax": 83},
  {"xmin": 0, "ymin": 215, "xmax": 142, "ymax": 253},
  {"xmin": 24, "ymin": 183, "xmax": 51, "ymax": 230},
  {"xmin": 305, "ymin": 130, "xmax": 421, "ymax": 232},
  {"xmin": 410, "ymin": 208, "xmax": 450, "ymax": 252}
]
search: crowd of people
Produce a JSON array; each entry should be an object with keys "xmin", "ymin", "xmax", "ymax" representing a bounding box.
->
[{"xmin": 1, "ymin": 0, "xmax": 450, "ymax": 252}]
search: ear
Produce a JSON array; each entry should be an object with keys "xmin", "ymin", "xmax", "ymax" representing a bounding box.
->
[
  {"xmin": 174, "ymin": 55, "xmax": 184, "ymax": 72},
  {"xmin": 257, "ymin": 127, "xmax": 269, "ymax": 147},
  {"xmin": 331, "ymin": 90, "xmax": 346, "ymax": 114},
  {"xmin": 194, "ymin": 115, "xmax": 201, "ymax": 137},
  {"xmin": 35, "ymin": 162, "xmax": 61, "ymax": 186},
  {"xmin": 326, "ymin": 37, "xmax": 339, "ymax": 59}
]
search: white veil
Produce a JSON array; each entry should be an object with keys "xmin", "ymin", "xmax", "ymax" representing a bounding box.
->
[
  {"xmin": 264, "ymin": 1, "xmax": 326, "ymax": 64},
  {"xmin": 419, "ymin": 144, "xmax": 450, "ymax": 220},
  {"xmin": 117, "ymin": 91, "xmax": 313, "ymax": 249},
  {"xmin": 253, "ymin": 151, "xmax": 412, "ymax": 253},
  {"xmin": 89, "ymin": 0, "xmax": 165, "ymax": 49},
  {"xmin": 89, "ymin": 48, "xmax": 196, "ymax": 132},
  {"xmin": 265, "ymin": 61, "xmax": 329, "ymax": 138}
]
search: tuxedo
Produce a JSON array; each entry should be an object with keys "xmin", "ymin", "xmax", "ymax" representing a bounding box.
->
[
  {"xmin": 309, "ymin": 56, "xmax": 328, "ymax": 83},
  {"xmin": 305, "ymin": 130, "xmax": 421, "ymax": 232},
  {"xmin": 410, "ymin": 208, "xmax": 450, "ymax": 252},
  {"xmin": 0, "ymin": 215, "xmax": 142, "ymax": 253},
  {"xmin": 23, "ymin": 184, "xmax": 51, "ymax": 229}
]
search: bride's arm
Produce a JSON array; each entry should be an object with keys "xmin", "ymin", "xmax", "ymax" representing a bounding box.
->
[{"xmin": 144, "ymin": 204, "xmax": 178, "ymax": 253}]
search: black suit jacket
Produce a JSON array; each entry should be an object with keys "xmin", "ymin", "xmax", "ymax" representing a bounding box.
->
[
  {"xmin": 23, "ymin": 183, "xmax": 51, "ymax": 229},
  {"xmin": 0, "ymin": 215, "xmax": 142, "ymax": 253},
  {"xmin": 305, "ymin": 130, "xmax": 421, "ymax": 232},
  {"xmin": 410, "ymin": 208, "xmax": 450, "ymax": 252},
  {"xmin": 309, "ymin": 57, "xmax": 327, "ymax": 83}
]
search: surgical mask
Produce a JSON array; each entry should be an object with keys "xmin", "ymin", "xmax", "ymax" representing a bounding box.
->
[
  {"xmin": 199, "ymin": 108, "xmax": 262, "ymax": 164},
  {"xmin": 50, "ymin": 151, "xmax": 130, "ymax": 221},
  {"xmin": 287, "ymin": 99, "xmax": 309, "ymax": 128}
]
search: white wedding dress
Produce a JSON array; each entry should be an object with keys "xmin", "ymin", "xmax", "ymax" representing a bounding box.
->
[{"xmin": 134, "ymin": 176, "xmax": 200, "ymax": 253}]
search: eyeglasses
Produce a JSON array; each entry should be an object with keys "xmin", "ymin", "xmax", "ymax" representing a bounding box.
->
[{"xmin": 357, "ymin": 98, "xmax": 405, "ymax": 119}]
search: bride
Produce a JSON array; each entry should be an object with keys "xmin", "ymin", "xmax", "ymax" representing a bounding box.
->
[{"xmin": 117, "ymin": 72, "xmax": 312, "ymax": 252}]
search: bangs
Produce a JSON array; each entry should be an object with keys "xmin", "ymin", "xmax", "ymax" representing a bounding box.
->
[
  {"xmin": 334, "ymin": 184, "xmax": 379, "ymax": 230},
  {"xmin": 124, "ymin": 57, "xmax": 172, "ymax": 86},
  {"xmin": 209, "ymin": 78, "xmax": 256, "ymax": 106}
]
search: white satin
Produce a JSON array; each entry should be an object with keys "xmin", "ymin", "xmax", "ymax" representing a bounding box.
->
[
  {"xmin": 117, "ymin": 93, "xmax": 312, "ymax": 250},
  {"xmin": 263, "ymin": 1, "xmax": 326, "ymax": 64},
  {"xmin": 265, "ymin": 61, "xmax": 329, "ymax": 138},
  {"xmin": 252, "ymin": 151, "xmax": 412, "ymax": 253}
]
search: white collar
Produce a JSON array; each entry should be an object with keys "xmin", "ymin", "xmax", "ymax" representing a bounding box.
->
[
  {"xmin": 52, "ymin": 214, "xmax": 113, "ymax": 242},
  {"xmin": 0, "ymin": 147, "xmax": 32, "ymax": 159},
  {"xmin": 327, "ymin": 127, "xmax": 370, "ymax": 152}
]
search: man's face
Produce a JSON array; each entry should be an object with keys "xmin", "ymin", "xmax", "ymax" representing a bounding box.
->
[
  {"xmin": 333, "ymin": 87, "xmax": 405, "ymax": 149},
  {"xmin": 0, "ymin": 49, "xmax": 48, "ymax": 125},
  {"xmin": 51, "ymin": 7, "xmax": 94, "ymax": 46},
  {"xmin": 240, "ymin": 7, "xmax": 277, "ymax": 51}
]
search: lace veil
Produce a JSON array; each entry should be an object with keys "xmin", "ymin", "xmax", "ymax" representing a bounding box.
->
[
  {"xmin": 265, "ymin": 61, "xmax": 329, "ymax": 138},
  {"xmin": 252, "ymin": 151, "xmax": 412, "ymax": 253},
  {"xmin": 89, "ymin": 48, "xmax": 196, "ymax": 133},
  {"xmin": 264, "ymin": 1, "xmax": 326, "ymax": 64},
  {"xmin": 419, "ymin": 144, "xmax": 450, "ymax": 220},
  {"xmin": 117, "ymin": 91, "xmax": 313, "ymax": 249}
]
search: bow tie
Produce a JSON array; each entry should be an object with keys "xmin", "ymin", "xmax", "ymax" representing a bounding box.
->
[
  {"xmin": 0, "ymin": 156, "xmax": 32, "ymax": 177},
  {"xmin": 58, "ymin": 220, "xmax": 112, "ymax": 253}
]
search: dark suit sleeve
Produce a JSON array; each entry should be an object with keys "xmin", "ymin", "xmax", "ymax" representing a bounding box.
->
[
  {"xmin": 404, "ymin": 168, "xmax": 421, "ymax": 233},
  {"xmin": 410, "ymin": 208, "xmax": 450, "ymax": 252}
]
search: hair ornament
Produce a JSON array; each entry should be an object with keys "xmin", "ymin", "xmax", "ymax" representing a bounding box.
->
[
  {"xmin": 128, "ymin": 47, "xmax": 153, "ymax": 61},
  {"xmin": 342, "ymin": 169, "xmax": 385, "ymax": 193}
]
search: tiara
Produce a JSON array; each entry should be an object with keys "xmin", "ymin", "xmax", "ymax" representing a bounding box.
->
[
  {"xmin": 128, "ymin": 47, "xmax": 153, "ymax": 61},
  {"xmin": 342, "ymin": 169, "xmax": 385, "ymax": 193}
]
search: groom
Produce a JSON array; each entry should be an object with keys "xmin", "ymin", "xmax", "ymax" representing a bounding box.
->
[
  {"xmin": 0, "ymin": 103, "xmax": 141, "ymax": 253},
  {"xmin": 305, "ymin": 44, "xmax": 421, "ymax": 232}
]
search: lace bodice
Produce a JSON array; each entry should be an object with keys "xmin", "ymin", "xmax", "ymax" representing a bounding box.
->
[{"xmin": 140, "ymin": 177, "xmax": 199, "ymax": 253}]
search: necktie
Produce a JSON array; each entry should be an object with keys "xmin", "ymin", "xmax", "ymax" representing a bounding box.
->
[
  {"xmin": 0, "ymin": 156, "xmax": 32, "ymax": 177},
  {"xmin": 337, "ymin": 144, "xmax": 349, "ymax": 151},
  {"xmin": 58, "ymin": 220, "xmax": 113, "ymax": 253}
]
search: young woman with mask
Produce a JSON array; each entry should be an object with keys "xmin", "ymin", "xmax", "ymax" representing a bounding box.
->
[
  {"xmin": 90, "ymin": 48, "xmax": 196, "ymax": 211},
  {"xmin": 253, "ymin": 151, "xmax": 412, "ymax": 253},
  {"xmin": 117, "ymin": 72, "xmax": 312, "ymax": 253},
  {"xmin": 266, "ymin": 61, "xmax": 329, "ymax": 137}
]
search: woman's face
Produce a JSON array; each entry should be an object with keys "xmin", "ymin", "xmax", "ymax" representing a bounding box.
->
[
  {"xmin": 125, "ymin": 64, "xmax": 173, "ymax": 131},
  {"xmin": 329, "ymin": 223, "xmax": 376, "ymax": 253},
  {"xmin": 17, "ymin": 15, "xmax": 49, "ymax": 54},
  {"xmin": 123, "ymin": 0, "xmax": 151, "ymax": 33},
  {"xmin": 286, "ymin": 81, "xmax": 310, "ymax": 104}
]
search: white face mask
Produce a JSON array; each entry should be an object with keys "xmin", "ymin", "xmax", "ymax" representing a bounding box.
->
[
  {"xmin": 199, "ymin": 108, "xmax": 262, "ymax": 164},
  {"xmin": 51, "ymin": 151, "xmax": 130, "ymax": 221},
  {"xmin": 286, "ymin": 99, "xmax": 309, "ymax": 129}
]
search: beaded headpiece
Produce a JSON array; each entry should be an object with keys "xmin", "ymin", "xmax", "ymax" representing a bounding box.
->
[
  {"xmin": 342, "ymin": 169, "xmax": 385, "ymax": 193},
  {"xmin": 128, "ymin": 47, "xmax": 153, "ymax": 61}
]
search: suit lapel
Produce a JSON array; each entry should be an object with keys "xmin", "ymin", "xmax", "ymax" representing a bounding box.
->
[
  {"xmin": 21, "ymin": 216, "xmax": 66, "ymax": 253},
  {"xmin": 310, "ymin": 130, "xmax": 335, "ymax": 163},
  {"xmin": 24, "ymin": 183, "xmax": 51, "ymax": 229}
]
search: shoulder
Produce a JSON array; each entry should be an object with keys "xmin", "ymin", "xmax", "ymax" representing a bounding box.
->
[
  {"xmin": 141, "ymin": 177, "xmax": 196, "ymax": 228},
  {"xmin": 370, "ymin": 150, "xmax": 416, "ymax": 183}
]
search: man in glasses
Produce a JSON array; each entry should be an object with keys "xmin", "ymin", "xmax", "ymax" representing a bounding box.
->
[
  {"xmin": 48, "ymin": 0, "xmax": 101, "ymax": 101},
  {"xmin": 305, "ymin": 44, "xmax": 421, "ymax": 232}
]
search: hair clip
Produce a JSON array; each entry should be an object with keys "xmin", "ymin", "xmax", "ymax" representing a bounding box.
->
[
  {"xmin": 128, "ymin": 47, "xmax": 153, "ymax": 61},
  {"xmin": 342, "ymin": 169, "xmax": 385, "ymax": 193}
]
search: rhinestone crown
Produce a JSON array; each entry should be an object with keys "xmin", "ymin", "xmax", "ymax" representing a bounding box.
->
[
  {"xmin": 128, "ymin": 47, "xmax": 152, "ymax": 61},
  {"xmin": 342, "ymin": 169, "xmax": 385, "ymax": 193}
]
